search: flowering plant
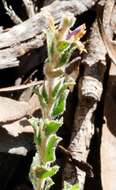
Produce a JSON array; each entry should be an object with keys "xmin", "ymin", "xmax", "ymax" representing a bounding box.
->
[{"xmin": 29, "ymin": 12, "xmax": 86, "ymax": 190}]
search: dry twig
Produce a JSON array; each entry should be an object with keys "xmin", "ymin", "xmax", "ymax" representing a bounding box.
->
[
  {"xmin": 2, "ymin": 0, "xmax": 22, "ymax": 24},
  {"xmin": 0, "ymin": 80, "xmax": 43, "ymax": 92},
  {"xmin": 22, "ymin": 0, "xmax": 35, "ymax": 17}
]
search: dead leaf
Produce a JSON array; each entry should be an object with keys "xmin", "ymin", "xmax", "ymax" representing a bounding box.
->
[
  {"xmin": 2, "ymin": 117, "xmax": 33, "ymax": 137},
  {"xmin": 0, "ymin": 96, "xmax": 29, "ymax": 123}
]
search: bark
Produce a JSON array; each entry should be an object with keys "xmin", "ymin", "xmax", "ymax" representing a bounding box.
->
[{"xmin": 101, "ymin": 64, "xmax": 116, "ymax": 190}]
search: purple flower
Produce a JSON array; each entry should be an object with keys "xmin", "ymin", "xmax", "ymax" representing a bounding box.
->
[{"xmin": 66, "ymin": 24, "xmax": 86, "ymax": 40}]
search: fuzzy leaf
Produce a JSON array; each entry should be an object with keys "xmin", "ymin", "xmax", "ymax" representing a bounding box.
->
[
  {"xmin": 42, "ymin": 85, "xmax": 48, "ymax": 104},
  {"xmin": 33, "ymin": 86, "xmax": 47, "ymax": 108},
  {"xmin": 64, "ymin": 182, "xmax": 71, "ymax": 190},
  {"xmin": 46, "ymin": 30, "xmax": 59, "ymax": 65},
  {"xmin": 71, "ymin": 184, "xmax": 80, "ymax": 190},
  {"xmin": 29, "ymin": 153, "xmax": 40, "ymax": 189},
  {"xmin": 29, "ymin": 171, "xmax": 37, "ymax": 190},
  {"xmin": 52, "ymin": 79, "xmax": 75, "ymax": 100},
  {"xmin": 63, "ymin": 182, "xmax": 80, "ymax": 190},
  {"xmin": 46, "ymin": 30, "xmax": 55, "ymax": 63},
  {"xmin": 52, "ymin": 81, "xmax": 62, "ymax": 98},
  {"xmin": 44, "ymin": 177, "xmax": 54, "ymax": 190},
  {"xmin": 58, "ymin": 44, "xmax": 76, "ymax": 66},
  {"xmin": 57, "ymin": 41, "xmax": 70, "ymax": 52},
  {"xmin": 51, "ymin": 90, "xmax": 69, "ymax": 118},
  {"xmin": 44, "ymin": 119, "xmax": 63, "ymax": 136},
  {"xmin": 45, "ymin": 134, "xmax": 61, "ymax": 162},
  {"xmin": 28, "ymin": 117, "xmax": 41, "ymax": 145},
  {"xmin": 28, "ymin": 117, "xmax": 39, "ymax": 131},
  {"xmin": 57, "ymin": 81, "xmax": 75, "ymax": 97},
  {"xmin": 35, "ymin": 165, "xmax": 59, "ymax": 179}
]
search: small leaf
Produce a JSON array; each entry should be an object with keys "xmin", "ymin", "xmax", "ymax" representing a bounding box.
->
[
  {"xmin": 58, "ymin": 44, "xmax": 76, "ymax": 66},
  {"xmin": 31, "ymin": 152, "xmax": 40, "ymax": 167},
  {"xmin": 28, "ymin": 117, "xmax": 41, "ymax": 145},
  {"xmin": 64, "ymin": 181, "xmax": 72, "ymax": 190},
  {"xmin": 35, "ymin": 165, "xmax": 59, "ymax": 179},
  {"xmin": 52, "ymin": 81, "xmax": 62, "ymax": 98},
  {"xmin": 46, "ymin": 30, "xmax": 55, "ymax": 63},
  {"xmin": 46, "ymin": 30, "xmax": 59, "ymax": 65},
  {"xmin": 44, "ymin": 119, "xmax": 63, "ymax": 136},
  {"xmin": 70, "ymin": 184, "xmax": 80, "ymax": 190},
  {"xmin": 44, "ymin": 177, "xmax": 54, "ymax": 190},
  {"xmin": 63, "ymin": 182, "xmax": 80, "ymax": 190},
  {"xmin": 57, "ymin": 81, "xmax": 75, "ymax": 97},
  {"xmin": 33, "ymin": 86, "xmax": 40, "ymax": 97},
  {"xmin": 52, "ymin": 79, "xmax": 75, "ymax": 100},
  {"xmin": 45, "ymin": 134, "xmax": 61, "ymax": 162},
  {"xmin": 51, "ymin": 90, "xmax": 69, "ymax": 118},
  {"xmin": 42, "ymin": 85, "xmax": 48, "ymax": 104},
  {"xmin": 29, "ymin": 171, "xmax": 37, "ymax": 190},
  {"xmin": 29, "ymin": 153, "xmax": 40, "ymax": 189},
  {"xmin": 28, "ymin": 117, "xmax": 39, "ymax": 131},
  {"xmin": 33, "ymin": 86, "xmax": 47, "ymax": 108},
  {"xmin": 57, "ymin": 41, "xmax": 70, "ymax": 52}
]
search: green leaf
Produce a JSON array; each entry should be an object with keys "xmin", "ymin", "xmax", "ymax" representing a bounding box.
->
[
  {"xmin": 45, "ymin": 134, "xmax": 61, "ymax": 162},
  {"xmin": 28, "ymin": 117, "xmax": 39, "ymax": 131},
  {"xmin": 52, "ymin": 81, "xmax": 62, "ymax": 98},
  {"xmin": 58, "ymin": 43, "xmax": 76, "ymax": 66},
  {"xmin": 28, "ymin": 117, "xmax": 41, "ymax": 145},
  {"xmin": 57, "ymin": 81, "xmax": 75, "ymax": 97},
  {"xmin": 46, "ymin": 29, "xmax": 59, "ymax": 65},
  {"xmin": 46, "ymin": 30, "xmax": 55, "ymax": 63},
  {"xmin": 35, "ymin": 165, "xmax": 59, "ymax": 179},
  {"xmin": 70, "ymin": 184, "xmax": 80, "ymax": 190},
  {"xmin": 44, "ymin": 119, "xmax": 63, "ymax": 136},
  {"xmin": 64, "ymin": 181, "xmax": 72, "ymax": 190},
  {"xmin": 63, "ymin": 182, "xmax": 80, "ymax": 190},
  {"xmin": 51, "ymin": 90, "xmax": 69, "ymax": 118},
  {"xmin": 57, "ymin": 41, "xmax": 70, "ymax": 52},
  {"xmin": 31, "ymin": 152, "xmax": 40, "ymax": 168},
  {"xmin": 44, "ymin": 177, "xmax": 54, "ymax": 190},
  {"xmin": 52, "ymin": 79, "xmax": 75, "ymax": 100},
  {"xmin": 33, "ymin": 86, "xmax": 40, "ymax": 97},
  {"xmin": 33, "ymin": 86, "xmax": 47, "ymax": 108},
  {"xmin": 42, "ymin": 85, "xmax": 48, "ymax": 104},
  {"xmin": 29, "ymin": 171, "xmax": 37, "ymax": 190},
  {"xmin": 29, "ymin": 153, "xmax": 41, "ymax": 189}
]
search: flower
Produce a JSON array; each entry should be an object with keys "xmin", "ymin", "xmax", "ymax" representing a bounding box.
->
[
  {"xmin": 66, "ymin": 24, "xmax": 86, "ymax": 52},
  {"xmin": 66, "ymin": 24, "xmax": 86, "ymax": 40}
]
